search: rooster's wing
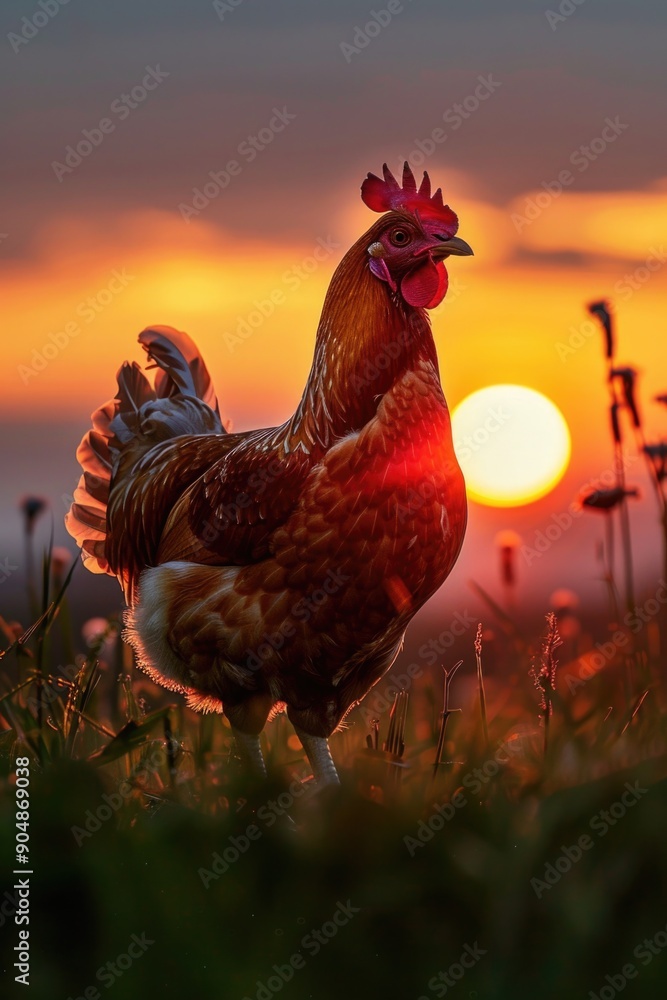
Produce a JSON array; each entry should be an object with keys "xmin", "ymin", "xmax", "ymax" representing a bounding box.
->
[
  {"xmin": 106, "ymin": 432, "xmax": 241, "ymax": 599},
  {"xmin": 156, "ymin": 432, "xmax": 314, "ymax": 567}
]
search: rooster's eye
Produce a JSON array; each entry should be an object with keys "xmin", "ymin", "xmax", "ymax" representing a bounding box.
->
[{"xmin": 390, "ymin": 229, "xmax": 411, "ymax": 247}]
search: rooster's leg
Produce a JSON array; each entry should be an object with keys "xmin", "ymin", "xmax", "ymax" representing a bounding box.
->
[
  {"xmin": 231, "ymin": 729, "xmax": 267, "ymax": 778},
  {"xmin": 294, "ymin": 729, "xmax": 339, "ymax": 786},
  {"xmin": 225, "ymin": 696, "xmax": 272, "ymax": 778}
]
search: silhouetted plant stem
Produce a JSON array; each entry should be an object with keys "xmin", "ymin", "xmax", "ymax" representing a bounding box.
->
[
  {"xmin": 432, "ymin": 660, "xmax": 462, "ymax": 780},
  {"xmin": 164, "ymin": 715, "xmax": 177, "ymax": 790},
  {"xmin": 383, "ymin": 691, "xmax": 408, "ymax": 758},
  {"xmin": 603, "ymin": 513, "xmax": 621, "ymax": 628},
  {"xmin": 662, "ymin": 508, "xmax": 667, "ymax": 663},
  {"xmin": 635, "ymin": 426, "xmax": 667, "ymax": 660},
  {"xmin": 20, "ymin": 496, "xmax": 47, "ymax": 621},
  {"xmin": 474, "ymin": 624, "xmax": 489, "ymax": 751},
  {"xmin": 587, "ymin": 304, "xmax": 636, "ymax": 618},
  {"xmin": 610, "ymin": 412, "xmax": 636, "ymax": 617},
  {"xmin": 530, "ymin": 613, "xmax": 562, "ymax": 759}
]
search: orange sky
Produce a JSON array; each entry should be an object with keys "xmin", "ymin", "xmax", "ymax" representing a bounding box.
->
[{"xmin": 5, "ymin": 180, "xmax": 667, "ymax": 471}]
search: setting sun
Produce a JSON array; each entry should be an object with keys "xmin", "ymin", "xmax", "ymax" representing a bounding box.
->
[{"xmin": 451, "ymin": 384, "xmax": 572, "ymax": 507}]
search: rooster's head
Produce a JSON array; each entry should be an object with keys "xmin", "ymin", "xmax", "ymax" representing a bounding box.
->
[{"xmin": 361, "ymin": 162, "xmax": 473, "ymax": 309}]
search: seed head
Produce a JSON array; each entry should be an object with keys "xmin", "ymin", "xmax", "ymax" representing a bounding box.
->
[
  {"xmin": 587, "ymin": 300, "xmax": 614, "ymax": 359},
  {"xmin": 579, "ymin": 486, "xmax": 639, "ymax": 511}
]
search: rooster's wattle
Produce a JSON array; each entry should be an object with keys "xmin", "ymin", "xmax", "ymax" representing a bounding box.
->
[{"xmin": 66, "ymin": 163, "xmax": 472, "ymax": 784}]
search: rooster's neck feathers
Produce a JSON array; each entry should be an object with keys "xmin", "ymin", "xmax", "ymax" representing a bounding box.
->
[{"xmin": 285, "ymin": 230, "xmax": 439, "ymax": 454}]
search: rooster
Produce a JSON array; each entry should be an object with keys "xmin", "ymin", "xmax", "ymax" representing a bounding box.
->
[{"xmin": 66, "ymin": 163, "xmax": 472, "ymax": 784}]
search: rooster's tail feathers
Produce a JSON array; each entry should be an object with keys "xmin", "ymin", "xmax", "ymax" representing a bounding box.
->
[
  {"xmin": 65, "ymin": 395, "xmax": 117, "ymax": 576},
  {"xmin": 139, "ymin": 326, "xmax": 220, "ymax": 415},
  {"xmin": 65, "ymin": 325, "xmax": 222, "ymax": 576}
]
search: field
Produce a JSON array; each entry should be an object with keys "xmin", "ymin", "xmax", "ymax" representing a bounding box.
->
[{"xmin": 1, "ymin": 535, "xmax": 666, "ymax": 1000}]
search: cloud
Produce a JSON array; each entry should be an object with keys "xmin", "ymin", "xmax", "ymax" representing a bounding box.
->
[{"xmin": 509, "ymin": 181, "xmax": 667, "ymax": 262}]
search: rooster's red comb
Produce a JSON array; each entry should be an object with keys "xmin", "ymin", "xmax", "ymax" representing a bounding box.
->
[{"xmin": 361, "ymin": 162, "xmax": 459, "ymax": 234}]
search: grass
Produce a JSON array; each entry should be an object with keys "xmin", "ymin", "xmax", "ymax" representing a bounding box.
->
[{"xmin": 0, "ymin": 550, "xmax": 666, "ymax": 1000}]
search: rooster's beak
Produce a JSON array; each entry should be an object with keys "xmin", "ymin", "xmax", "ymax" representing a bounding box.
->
[{"xmin": 430, "ymin": 236, "xmax": 474, "ymax": 260}]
